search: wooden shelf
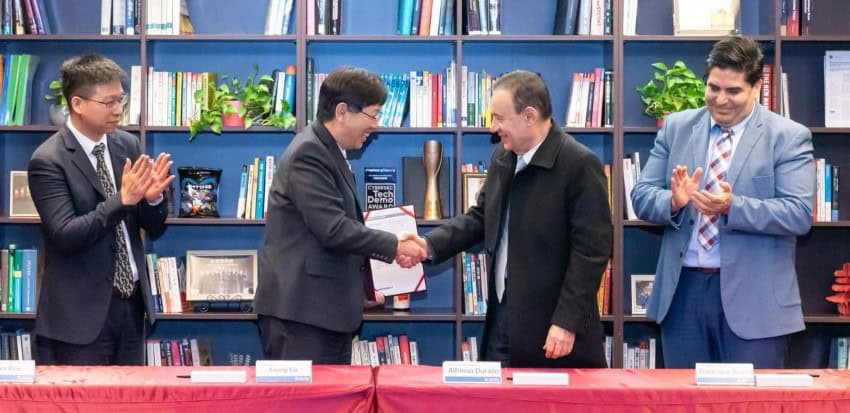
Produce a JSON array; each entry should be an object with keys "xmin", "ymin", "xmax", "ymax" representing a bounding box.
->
[
  {"xmin": 812, "ymin": 221, "xmax": 850, "ymax": 228},
  {"xmin": 145, "ymin": 126, "xmax": 292, "ymax": 133},
  {"xmin": 0, "ymin": 34, "xmax": 140, "ymax": 41},
  {"xmin": 156, "ymin": 312, "xmax": 257, "ymax": 320},
  {"xmin": 623, "ymin": 220, "xmax": 662, "ymax": 227},
  {"xmin": 461, "ymin": 127, "xmax": 613, "ymax": 134},
  {"xmin": 808, "ymin": 127, "xmax": 850, "ymax": 134},
  {"xmin": 0, "ymin": 312, "xmax": 36, "ymax": 319},
  {"xmin": 0, "ymin": 217, "xmax": 40, "ymax": 224},
  {"xmin": 624, "ymin": 126, "xmax": 660, "ymax": 133},
  {"xmin": 624, "ymin": 315, "xmax": 654, "ymax": 322},
  {"xmin": 624, "ymin": 35, "xmax": 775, "ymax": 42},
  {"xmin": 781, "ymin": 35, "xmax": 850, "ymax": 42},
  {"xmin": 146, "ymin": 34, "xmax": 296, "ymax": 42},
  {"xmin": 803, "ymin": 314, "xmax": 850, "ymax": 323},
  {"xmin": 461, "ymin": 35, "xmax": 613, "ymax": 42},
  {"xmin": 307, "ymin": 35, "xmax": 454, "ymax": 42},
  {"xmin": 164, "ymin": 218, "xmax": 265, "ymax": 225},
  {"xmin": 375, "ymin": 127, "xmax": 455, "ymax": 133},
  {"xmin": 363, "ymin": 308, "xmax": 456, "ymax": 321}
]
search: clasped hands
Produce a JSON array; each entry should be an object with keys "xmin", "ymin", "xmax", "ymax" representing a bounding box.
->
[
  {"xmin": 395, "ymin": 232, "xmax": 428, "ymax": 268},
  {"xmin": 670, "ymin": 165, "xmax": 732, "ymax": 215},
  {"xmin": 120, "ymin": 152, "xmax": 175, "ymax": 206}
]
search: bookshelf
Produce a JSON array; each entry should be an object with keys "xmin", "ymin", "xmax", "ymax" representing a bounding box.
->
[{"xmin": 2, "ymin": 0, "xmax": 850, "ymax": 367}]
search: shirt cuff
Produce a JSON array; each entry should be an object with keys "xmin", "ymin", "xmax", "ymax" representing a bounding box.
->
[{"xmin": 147, "ymin": 195, "xmax": 165, "ymax": 206}]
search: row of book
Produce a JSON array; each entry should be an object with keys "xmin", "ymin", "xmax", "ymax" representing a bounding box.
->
[
  {"xmin": 814, "ymin": 159, "xmax": 839, "ymax": 223},
  {"xmin": 2, "ymin": 0, "xmax": 50, "ymax": 35},
  {"xmin": 237, "ymin": 156, "xmax": 277, "ymax": 220},
  {"xmin": 397, "ymin": 0, "xmax": 456, "ymax": 37},
  {"xmin": 144, "ymin": 254, "xmax": 187, "ymax": 314},
  {"xmin": 596, "ymin": 260, "xmax": 611, "ymax": 316},
  {"xmin": 140, "ymin": 0, "xmax": 179, "ymax": 35},
  {"xmin": 464, "ymin": 0, "xmax": 500, "ymax": 35},
  {"xmin": 350, "ymin": 334, "xmax": 421, "ymax": 366},
  {"xmin": 145, "ymin": 337, "xmax": 212, "ymax": 366},
  {"xmin": 760, "ymin": 63, "xmax": 791, "ymax": 119},
  {"xmin": 264, "ymin": 0, "xmax": 295, "ymax": 35},
  {"xmin": 1, "ymin": 246, "xmax": 37, "ymax": 314},
  {"xmin": 460, "ymin": 336, "xmax": 479, "ymax": 361},
  {"xmin": 100, "ymin": 0, "xmax": 140, "ymax": 35},
  {"xmin": 0, "ymin": 329, "xmax": 32, "ymax": 361},
  {"xmin": 0, "ymin": 54, "xmax": 39, "ymax": 126},
  {"xmin": 781, "ymin": 1, "xmax": 850, "ymax": 37},
  {"xmin": 461, "ymin": 251, "xmax": 487, "ymax": 316},
  {"xmin": 624, "ymin": 338, "xmax": 657, "ymax": 369},
  {"xmin": 554, "ymin": 0, "xmax": 613, "ymax": 36},
  {"xmin": 621, "ymin": 0, "xmax": 638, "ymax": 36},
  {"xmin": 460, "ymin": 162, "xmax": 487, "ymax": 173},
  {"xmin": 828, "ymin": 337, "xmax": 850, "ymax": 369},
  {"xmin": 622, "ymin": 152, "xmax": 642, "ymax": 220},
  {"xmin": 565, "ymin": 68, "xmax": 613, "ymax": 128},
  {"xmin": 306, "ymin": 0, "xmax": 341, "ymax": 36},
  {"xmin": 145, "ymin": 68, "xmax": 212, "ymax": 127}
]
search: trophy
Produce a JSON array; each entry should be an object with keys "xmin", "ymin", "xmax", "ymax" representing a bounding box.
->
[{"xmin": 423, "ymin": 140, "xmax": 443, "ymax": 219}]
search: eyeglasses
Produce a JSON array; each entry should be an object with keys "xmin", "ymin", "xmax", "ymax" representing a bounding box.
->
[
  {"xmin": 80, "ymin": 94, "xmax": 128, "ymax": 110},
  {"xmin": 347, "ymin": 103, "xmax": 380, "ymax": 120}
]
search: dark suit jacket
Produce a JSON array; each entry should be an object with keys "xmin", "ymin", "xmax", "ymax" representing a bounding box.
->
[
  {"xmin": 254, "ymin": 121, "xmax": 397, "ymax": 333},
  {"xmin": 28, "ymin": 126, "xmax": 168, "ymax": 345},
  {"xmin": 425, "ymin": 123, "xmax": 613, "ymax": 367}
]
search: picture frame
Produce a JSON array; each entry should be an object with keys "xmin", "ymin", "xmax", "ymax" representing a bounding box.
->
[
  {"xmin": 185, "ymin": 250, "xmax": 258, "ymax": 302},
  {"xmin": 673, "ymin": 0, "xmax": 740, "ymax": 36},
  {"xmin": 631, "ymin": 274, "xmax": 655, "ymax": 315},
  {"xmin": 9, "ymin": 171, "xmax": 38, "ymax": 218},
  {"xmin": 462, "ymin": 173, "xmax": 487, "ymax": 213}
]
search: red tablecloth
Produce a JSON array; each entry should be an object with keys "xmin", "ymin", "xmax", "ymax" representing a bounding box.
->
[
  {"xmin": 375, "ymin": 366, "xmax": 850, "ymax": 412},
  {"xmin": 0, "ymin": 365, "xmax": 375, "ymax": 413}
]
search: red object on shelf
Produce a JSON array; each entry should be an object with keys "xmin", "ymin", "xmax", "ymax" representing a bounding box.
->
[{"xmin": 826, "ymin": 263, "xmax": 850, "ymax": 315}]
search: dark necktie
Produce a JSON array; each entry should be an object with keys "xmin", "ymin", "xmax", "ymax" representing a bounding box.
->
[{"xmin": 93, "ymin": 143, "xmax": 135, "ymax": 297}]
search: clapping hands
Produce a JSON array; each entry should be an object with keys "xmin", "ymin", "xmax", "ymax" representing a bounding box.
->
[{"xmin": 396, "ymin": 232, "xmax": 427, "ymax": 268}]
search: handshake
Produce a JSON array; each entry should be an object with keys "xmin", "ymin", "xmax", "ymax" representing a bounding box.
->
[{"xmin": 395, "ymin": 232, "xmax": 428, "ymax": 268}]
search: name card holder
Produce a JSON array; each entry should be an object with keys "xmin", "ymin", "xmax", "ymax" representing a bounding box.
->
[
  {"xmin": 0, "ymin": 360, "xmax": 34, "ymax": 383},
  {"xmin": 512, "ymin": 371, "xmax": 569, "ymax": 386},
  {"xmin": 442, "ymin": 361, "xmax": 502, "ymax": 384},
  {"xmin": 190, "ymin": 370, "xmax": 247, "ymax": 383},
  {"xmin": 695, "ymin": 363, "xmax": 754, "ymax": 386},
  {"xmin": 256, "ymin": 360, "xmax": 313, "ymax": 383}
]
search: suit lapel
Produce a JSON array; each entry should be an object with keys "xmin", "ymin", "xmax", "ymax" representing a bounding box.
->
[
  {"xmin": 311, "ymin": 122, "xmax": 360, "ymax": 218},
  {"xmin": 109, "ymin": 133, "xmax": 129, "ymax": 193},
  {"xmin": 63, "ymin": 127, "xmax": 106, "ymax": 199},
  {"xmin": 691, "ymin": 110, "xmax": 711, "ymax": 172},
  {"xmin": 725, "ymin": 105, "xmax": 764, "ymax": 187}
]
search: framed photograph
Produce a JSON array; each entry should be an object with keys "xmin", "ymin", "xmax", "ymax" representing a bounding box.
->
[
  {"xmin": 631, "ymin": 274, "xmax": 655, "ymax": 315},
  {"xmin": 9, "ymin": 171, "xmax": 38, "ymax": 217},
  {"xmin": 673, "ymin": 0, "xmax": 740, "ymax": 36},
  {"xmin": 185, "ymin": 250, "xmax": 258, "ymax": 302},
  {"xmin": 462, "ymin": 173, "xmax": 487, "ymax": 213}
]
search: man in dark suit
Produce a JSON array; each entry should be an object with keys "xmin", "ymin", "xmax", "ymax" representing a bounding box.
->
[
  {"xmin": 28, "ymin": 54, "xmax": 173, "ymax": 365},
  {"xmin": 420, "ymin": 70, "xmax": 613, "ymax": 367},
  {"xmin": 254, "ymin": 67, "xmax": 425, "ymax": 364}
]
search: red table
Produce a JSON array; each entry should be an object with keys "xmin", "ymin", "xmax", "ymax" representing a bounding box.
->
[
  {"xmin": 0, "ymin": 365, "xmax": 375, "ymax": 413},
  {"xmin": 375, "ymin": 366, "xmax": 850, "ymax": 412}
]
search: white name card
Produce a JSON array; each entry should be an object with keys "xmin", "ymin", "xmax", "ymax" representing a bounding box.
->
[
  {"xmin": 256, "ymin": 360, "xmax": 312, "ymax": 383},
  {"xmin": 442, "ymin": 361, "xmax": 502, "ymax": 384},
  {"xmin": 755, "ymin": 373, "xmax": 814, "ymax": 387},
  {"xmin": 695, "ymin": 363, "xmax": 754, "ymax": 386},
  {"xmin": 0, "ymin": 360, "xmax": 34, "ymax": 383},
  {"xmin": 512, "ymin": 371, "xmax": 569, "ymax": 386},
  {"xmin": 190, "ymin": 370, "xmax": 247, "ymax": 383}
]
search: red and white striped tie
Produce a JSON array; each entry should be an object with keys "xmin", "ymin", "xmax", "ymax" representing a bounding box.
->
[{"xmin": 697, "ymin": 127, "xmax": 733, "ymax": 250}]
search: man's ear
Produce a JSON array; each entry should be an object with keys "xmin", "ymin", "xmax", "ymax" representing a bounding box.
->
[{"xmin": 334, "ymin": 102, "xmax": 348, "ymax": 119}]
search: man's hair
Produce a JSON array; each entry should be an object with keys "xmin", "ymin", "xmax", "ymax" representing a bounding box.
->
[
  {"xmin": 60, "ymin": 54, "xmax": 126, "ymax": 104},
  {"xmin": 491, "ymin": 70, "xmax": 552, "ymax": 120},
  {"xmin": 706, "ymin": 35, "xmax": 763, "ymax": 86},
  {"xmin": 316, "ymin": 66, "xmax": 387, "ymax": 122}
]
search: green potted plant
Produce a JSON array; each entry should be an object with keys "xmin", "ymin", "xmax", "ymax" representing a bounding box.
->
[
  {"xmin": 189, "ymin": 65, "xmax": 296, "ymax": 140},
  {"xmin": 44, "ymin": 79, "xmax": 69, "ymax": 126},
  {"xmin": 636, "ymin": 61, "xmax": 705, "ymax": 127}
]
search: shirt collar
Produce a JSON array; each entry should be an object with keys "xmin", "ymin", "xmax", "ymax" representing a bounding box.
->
[
  {"xmin": 710, "ymin": 101, "xmax": 757, "ymax": 136},
  {"xmin": 517, "ymin": 137, "xmax": 545, "ymax": 168},
  {"xmin": 67, "ymin": 118, "xmax": 107, "ymax": 156}
]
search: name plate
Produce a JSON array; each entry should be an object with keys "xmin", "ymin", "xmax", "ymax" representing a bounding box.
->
[
  {"xmin": 512, "ymin": 371, "xmax": 569, "ymax": 386},
  {"xmin": 442, "ymin": 361, "xmax": 502, "ymax": 384},
  {"xmin": 0, "ymin": 360, "xmax": 34, "ymax": 383},
  {"xmin": 256, "ymin": 360, "xmax": 312, "ymax": 383},
  {"xmin": 190, "ymin": 370, "xmax": 247, "ymax": 383},
  {"xmin": 695, "ymin": 363, "xmax": 754, "ymax": 386}
]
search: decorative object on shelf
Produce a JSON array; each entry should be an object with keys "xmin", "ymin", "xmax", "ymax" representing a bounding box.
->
[
  {"xmin": 827, "ymin": 263, "xmax": 850, "ymax": 315},
  {"xmin": 221, "ymin": 100, "xmax": 244, "ymax": 127},
  {"xmin": 364, "ymin": 167, "xmax": 397, "ymax": 211},
  {"xmin": 181, "ymin": 0, "xmax": 195, "ymax": 35},
  {"xmin": 189, "ymin": 65, "xmax": 296, "ymax": 140},
  {"xmin": 630, "ymin": 274, "xmax": 655, "ymax": 315},
  {"xmin": 423, "ymin": 140, "xmax": 443, "ymax": 220},
  {"xmin": 636, "ymin": 61, "xmax": 705, "ymax": 127},
  {"xmin": 462, "ymin": 173, "xmax": 487, "ymax": 213},
  {"xmin": 393, "ymin": 293, "xmax": 411, "ymax": 311},
  {"xmin": 8, "ymin": 171, "xmax": 38, "ymax": 217},
  {"xmin": 673, "ymin": 0, "xmax": 740, "ymax": 36},
  {"xmin": 186, "ymin": 249, "xmax": 258, "ymax": 302},
  {"xmin": 178, "ymin": 167, "xmax": 221, "ymax": 217},
  {"xmin": 402, "ymin": 156, "xmax": 450, "ymax": 218},
  {"xmin": 44, "ymin": 79, "xmax": 68, "ymax": 126}
]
